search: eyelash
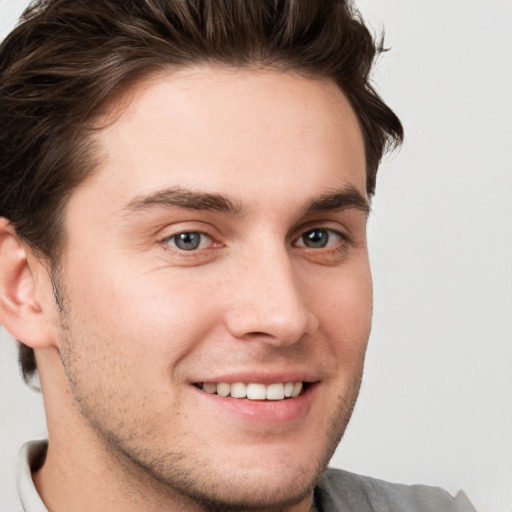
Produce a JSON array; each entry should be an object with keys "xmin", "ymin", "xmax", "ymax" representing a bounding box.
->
[
  {"xmin": 161, "ymin": 230, "xmax": 214, "ymax": 252},
  {"xmin": 293, "ymin": 228, "xmax": 349, "ymax": 250},
  {"xmin": 160, "ymin": 227, "xmax": 349, "ymax": 255}
]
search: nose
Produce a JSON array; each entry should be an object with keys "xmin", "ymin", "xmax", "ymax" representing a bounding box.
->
[{"xmin": 224, "ymin": 245, "xmax": 319, "ymax": 346}]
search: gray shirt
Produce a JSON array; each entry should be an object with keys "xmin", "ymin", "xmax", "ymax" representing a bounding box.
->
[
  {"xmin": 315, "ymin": 467, "xmax": 477, "ymax": 512},
  {"xmin": 16, "ymin": 440, "xmax": 477, "ymax": 512}
]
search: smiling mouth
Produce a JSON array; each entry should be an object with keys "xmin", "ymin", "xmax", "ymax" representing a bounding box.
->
[{"xmin": 194, "ymin": 382, "xmax": 309, "ymax": 401}]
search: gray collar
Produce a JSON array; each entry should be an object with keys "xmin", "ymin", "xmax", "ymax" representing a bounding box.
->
[{"xmin": 17, "ymin": 440, "xmax": 49, "ymax": 512}]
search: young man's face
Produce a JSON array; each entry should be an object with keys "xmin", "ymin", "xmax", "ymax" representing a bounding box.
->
[{"xmin": 48, "ymin": 67, "xmax": 372, "ymax": 509}]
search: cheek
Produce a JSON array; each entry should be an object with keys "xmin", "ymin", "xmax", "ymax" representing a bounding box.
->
[
  {"xmin": 313, "ymin": 265, "xmax": 373, "ymax": 361},
  {"xmin": 64, "ymin": 258, "xmax": 223, "ymax": 372}
]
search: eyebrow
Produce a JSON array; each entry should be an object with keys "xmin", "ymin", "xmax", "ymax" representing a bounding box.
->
[
  {"xmin": 305, "ymin": 186, "xmax": 371, "ymax": 217},
  {"xmin": 122, "ymin": 185, "xmax": 370, "ymax": 218},
  {"xmin": 123, "ymin": 187, "xmax": 246, "ymax": 217}
]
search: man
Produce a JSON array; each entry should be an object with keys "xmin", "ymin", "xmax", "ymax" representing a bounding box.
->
[{"xmin": 0, "ymin": 1, "xmax": 477, "ymax": 511}]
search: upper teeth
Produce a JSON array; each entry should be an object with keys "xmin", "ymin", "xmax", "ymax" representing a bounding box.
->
[{"xmin": 199, "ymin": 382, "xmax": 303, "ymax": 400}]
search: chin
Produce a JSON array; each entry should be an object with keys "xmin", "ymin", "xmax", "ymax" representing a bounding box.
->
[
  {"xmin": 119, "ymin": 439, "xmax": 327, "ymax": 512},
  {"xmin": 163, "ymin": 462, "xmax": 319, "ymax": 512}
]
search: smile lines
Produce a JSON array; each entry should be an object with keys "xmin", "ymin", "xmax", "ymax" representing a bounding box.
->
[{"xmin": 196, "ymin": 382, "xmax": 304, "ymax": 400}]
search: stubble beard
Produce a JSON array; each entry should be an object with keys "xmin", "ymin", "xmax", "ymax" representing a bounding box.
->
[
  {"xmin": 53, "ymin": 272, "xmax": 364, "ymax": 512},
  {"xmin": 63, "ymin": 343, "xmax": 362, "ymax": 511}
]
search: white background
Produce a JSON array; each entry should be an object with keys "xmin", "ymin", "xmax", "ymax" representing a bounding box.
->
[{"xmin": 1, "ymin": 1, "xmax": 511, "ymax": 511}]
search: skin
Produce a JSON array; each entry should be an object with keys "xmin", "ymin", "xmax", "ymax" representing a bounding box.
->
[{"xmin": 1, "ymin": 67, "xmax": 372, "ymax": 512}]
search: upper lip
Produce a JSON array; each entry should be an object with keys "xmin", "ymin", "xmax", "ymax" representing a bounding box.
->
[{"xmin": 189, "ymin": 370, "xmax": 321, "ymax": 385}]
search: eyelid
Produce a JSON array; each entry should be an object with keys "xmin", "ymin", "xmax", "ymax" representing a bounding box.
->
[
  {"xmin": 157, "ymin": 222, "xmax": 224, "ymax": 253},
  {"xmin": 292, "ymin": 226, "xmax": 349, "ymax": 248},
  {"xmin": 163, "ymin": 231, "xmax": 213, "ymax": 251}
]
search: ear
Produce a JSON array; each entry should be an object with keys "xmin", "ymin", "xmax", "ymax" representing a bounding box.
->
[{"xmin": 0, "ymin": 218, "xmax": 57, "ymax": 349}]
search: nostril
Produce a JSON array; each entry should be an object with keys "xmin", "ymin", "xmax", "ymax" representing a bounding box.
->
[{"xmin": 224, "ymin": 285, "xmax": 317, "ymax": 344}]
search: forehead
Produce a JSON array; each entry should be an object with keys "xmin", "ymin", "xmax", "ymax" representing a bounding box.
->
[{"xmin": 77, "ymin": 66, "xmax": 366, "ymax": 216}]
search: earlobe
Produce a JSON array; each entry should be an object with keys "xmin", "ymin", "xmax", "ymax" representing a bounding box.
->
[{"xmin": 0, "ymin": 218, "xmax": 56, "ymax": 349}]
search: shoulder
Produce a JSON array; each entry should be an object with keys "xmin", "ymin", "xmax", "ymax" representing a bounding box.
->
[{"xmin": 315, "ymin": 468, "xmax": 478, "ymax": 512}]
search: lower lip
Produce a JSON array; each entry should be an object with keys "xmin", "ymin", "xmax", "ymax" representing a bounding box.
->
[{"xmin": 191, "ymin": 384, "xmax": 317, "ymax": 426}]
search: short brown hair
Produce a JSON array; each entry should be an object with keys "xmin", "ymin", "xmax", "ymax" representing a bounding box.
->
[{"xmin": 0, "ymin": 0, "xmax": 403, "ymax": 383}]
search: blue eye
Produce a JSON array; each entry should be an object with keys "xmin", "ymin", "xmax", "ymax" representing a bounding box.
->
[
  {"xmin": 296, "ymin": 229, "xmax": 342, "ymax": 249},
  {"xmin": 167, "ymin": 232, "xmax": 211, "ymax": 251}
]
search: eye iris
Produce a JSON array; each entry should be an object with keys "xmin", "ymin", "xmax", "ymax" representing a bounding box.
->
[
  {"xmin": 174, "ymin": 232, "xmax": 201, "ymax": 250},
  {"xmin": 303, "ymin": 229, "xmax": 328, "ymax": 248}
]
